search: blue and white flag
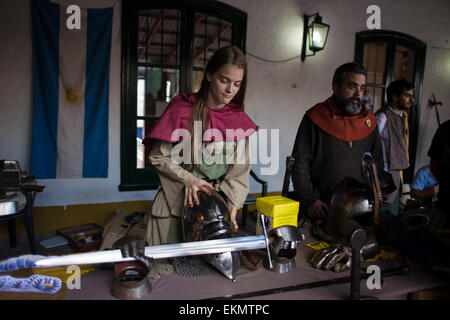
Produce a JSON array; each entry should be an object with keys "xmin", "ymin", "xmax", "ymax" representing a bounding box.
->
[{"xmin": 30, "ymin": 0, "xmax": 112, "ymax": 178}]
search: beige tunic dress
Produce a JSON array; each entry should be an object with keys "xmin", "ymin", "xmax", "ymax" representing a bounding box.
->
[{"xmin": 145, "ymin": 138, "xmax": 251, "ymax": 245}]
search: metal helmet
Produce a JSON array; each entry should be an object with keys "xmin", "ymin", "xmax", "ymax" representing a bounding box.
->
[
  {"xmin": 316, "ymin": 176, "xmax": 374, "ymax": 243},
  {"xmin": 181, "ymin": 189, "xmax": 240, "ymax": 281},
  {"xmin": 182, "ymin": 189, "xmax": 233, "ymax": 241}
]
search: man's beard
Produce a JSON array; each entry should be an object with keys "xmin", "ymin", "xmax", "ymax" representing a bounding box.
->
[
  {"xmin": 336, "ymin": 96, "xmax": 363, "ymax": 114},
  {"xmin": 397, "ymin": 102, "xmax": 411, "ymax": 111}
]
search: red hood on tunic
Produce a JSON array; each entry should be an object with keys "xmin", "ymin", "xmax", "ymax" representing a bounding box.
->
[
  {"xmin": 142, "ymin": 93, "xmax": 259, "ymax": 149},
  {"xmin": 306, "ymin": 96, "xmax": 377, "ymax": 142}
]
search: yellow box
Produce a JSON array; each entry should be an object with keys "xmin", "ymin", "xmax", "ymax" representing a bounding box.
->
[{"xmin": 256, "ymin": 196, "xmax": 299, "ymax": 230}]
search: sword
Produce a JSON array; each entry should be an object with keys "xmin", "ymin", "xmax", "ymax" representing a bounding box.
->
[{"xmin": 32, "ymin": 235, "xmax": 267, "ymax": 268}]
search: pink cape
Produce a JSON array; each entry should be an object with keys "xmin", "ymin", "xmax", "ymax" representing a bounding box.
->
[{"xmin": 142, "ymin": 93, "xmax": 259, "ymax": 149}]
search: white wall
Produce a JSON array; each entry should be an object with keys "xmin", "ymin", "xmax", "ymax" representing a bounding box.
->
[
  {"xmin": 0, "ymin": 0, "xmax": 449, "ymax": 207},
  {"xmin": 224, "ymin": 0, "xmax": 450, "ymax": 191}
]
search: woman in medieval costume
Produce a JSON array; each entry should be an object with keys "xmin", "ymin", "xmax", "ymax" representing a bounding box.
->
[{"xmin": 142, "ymin": 46, "xmax": 258, "ymax": 245}]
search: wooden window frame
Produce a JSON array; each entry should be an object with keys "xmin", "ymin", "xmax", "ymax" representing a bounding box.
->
[{"xmin": 120, "ymin": 0, "xmax": 247, "ymax": 191}]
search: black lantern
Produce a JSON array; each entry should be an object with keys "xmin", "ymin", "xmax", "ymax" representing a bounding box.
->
[{"xmin": 301, "ymin": 13, "xmax": 330, "ymax": 62}]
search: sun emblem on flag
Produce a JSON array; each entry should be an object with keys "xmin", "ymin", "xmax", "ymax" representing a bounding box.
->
[{"xmin": 66, "ymin": 89, "xmax": 80, "ymax": 103}]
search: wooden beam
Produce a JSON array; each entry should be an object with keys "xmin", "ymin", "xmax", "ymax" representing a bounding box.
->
[
  {"xmin": 193, "ymin": 24, "xmax": 231, "ymax": 63},
  {"xmin": 164, "ymin": 45, "xmax": 179, "ymax": 65},
  {"xmin": 163, "ymin": 15, "xmax": 206, "ymax": 65},
  {"xmin": 138, "ymin": 10, "xmax": 165, "ymax": 61}
]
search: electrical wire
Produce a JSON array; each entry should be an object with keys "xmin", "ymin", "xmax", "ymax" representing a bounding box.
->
[{"xmin": 246, "ymin": 51, "xmax": 301, "ymax": 63}]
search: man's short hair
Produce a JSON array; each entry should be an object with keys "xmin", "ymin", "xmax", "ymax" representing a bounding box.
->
[
  {"xmin": 386, "ymin": 79, "xmax": 414, "ymax": 103},
  {"xmin": 332, "ymin": 62, "xmax": 368, "ymax": 85}
]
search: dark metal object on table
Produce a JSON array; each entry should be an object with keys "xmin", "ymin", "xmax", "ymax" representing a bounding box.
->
[
  {"xmin": 0, "ymin": 160, "xmax": 44, "ymax": 253},
  {"xmin": 0, "ymin": 160, "xmax": 25, "ymax": 216},
  {"xmin": 315, "ymin": 177, "xmax": 374, "ymax": 243},
  {"xmin": 182, "ymin": 190, "xmax": 232, "ymax": 242},
  {"xmin": 182, "ymin": 189, "xmax": 241, "ymax": 281},
  {"xmin": 382, "ymin": 208, "xmax": 446, "ymax": 245},
  {"xmin": 312, "ymin": 154, "xmax": 384, "ymax": 273}
]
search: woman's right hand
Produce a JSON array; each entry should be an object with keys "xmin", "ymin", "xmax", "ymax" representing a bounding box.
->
[{"xmin": 184, "ymin": 177, "xmax": 214, "ymax": 207}]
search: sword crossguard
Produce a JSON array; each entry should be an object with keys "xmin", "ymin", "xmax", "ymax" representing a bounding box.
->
[{"xmin": 260, "ymin": 214, "xmax": 274, "ymax": 269}]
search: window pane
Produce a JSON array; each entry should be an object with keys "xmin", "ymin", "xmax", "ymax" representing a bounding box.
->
[
  {"xmin": 393, "ymin": 45, "xmax": 416, "ymax": 83},
  {"xmin": 193, "ymin": 13, "xmax": 232, "ymax": 68},
  {"xmin": 192, "ymin": 70, "xmax": 204, "ymax": 93},
  {"xmin": 137, "ymin": 67, "xmax": 179, "ymax": 117},
  {"xmin": 137, "ymin": 120, "xmax": 145, "ymax": 168},
  {"xmin": 365, "ymin": 86, "xmax": 384, "ymax": 112},
  {"xmin": 363, "ymin": 42, "xmax": 387, "ymax": 85},
  {"xmin": 137, "ymin": 119, "xmax": 160, "ymax": 169},
  {"xmin": 138, "ymin": 9, "xmax": 181, "ymax": 65}
]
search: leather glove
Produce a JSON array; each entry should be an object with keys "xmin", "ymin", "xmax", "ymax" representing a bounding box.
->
[{"xmin": 310, "ymin": 244, "xmax": 352, "ymax": 272}]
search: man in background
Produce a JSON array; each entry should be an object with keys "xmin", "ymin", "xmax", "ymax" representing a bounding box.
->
[
  {"xmin": 376, "ymin": 79, "xmax": 414, "ymax": 215},
  {"xmin": 409, "ymin": 165, "xmax": 439, "ymax": 208}
]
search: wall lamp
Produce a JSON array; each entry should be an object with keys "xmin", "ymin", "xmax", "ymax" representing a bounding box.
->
[{"xmin": 301, "ymin": 13, "xmax": 330, "ymax": 62}]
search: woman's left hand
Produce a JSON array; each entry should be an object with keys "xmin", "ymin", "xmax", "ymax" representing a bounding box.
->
[{"xmin": 227, "ymin": 201, "xmax": 239, "ymax": 232}]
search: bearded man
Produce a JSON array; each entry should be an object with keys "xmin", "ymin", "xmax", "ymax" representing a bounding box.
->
[
  {"xmin": 376, "ymin": 79, "xmax": 414, "ymax": 215},
  {"xmin": 291, "ymin": 62, "xmax": 384, "ymax": 222}
]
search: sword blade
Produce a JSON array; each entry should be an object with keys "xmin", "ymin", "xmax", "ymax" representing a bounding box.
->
[{"xmin": 34, "ymin": 235, "xmax": 267, "ymax": 268}]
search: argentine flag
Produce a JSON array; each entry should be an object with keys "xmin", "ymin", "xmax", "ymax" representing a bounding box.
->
[{"xmin": 30, "ymin": 0, "xmax": 113, "ymax": 179}]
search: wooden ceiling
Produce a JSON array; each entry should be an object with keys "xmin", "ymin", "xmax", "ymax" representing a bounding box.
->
[{"xmin": 137, "ymin": 9, "xmax": 232, "ymax": 67}]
